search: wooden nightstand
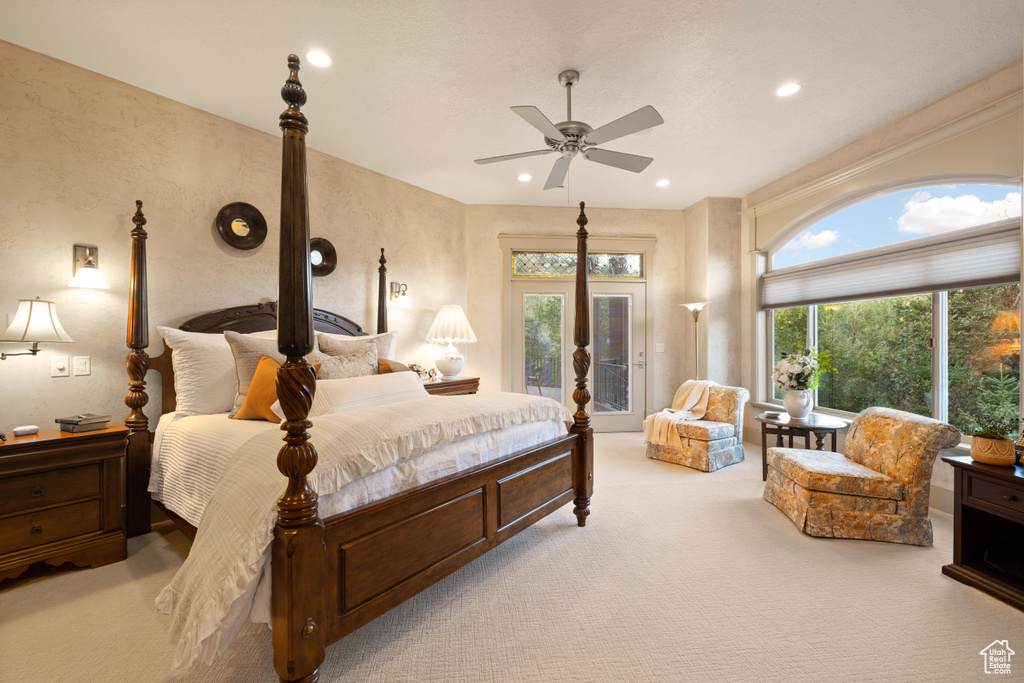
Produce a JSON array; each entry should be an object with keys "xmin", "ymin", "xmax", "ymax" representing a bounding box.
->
[
  {"xmin": 423, "ymin": 377, "xmax": 480, "ymax": 396},
  {"xmin": 0, "ymin": 424, "xmax": 128, "ymax": 583}
]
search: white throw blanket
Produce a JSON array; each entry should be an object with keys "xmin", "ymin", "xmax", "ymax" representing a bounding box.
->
[
  {"xmin": 642, "ymin": 380, "xmax": 717, "ymax": 450},
  {"xmin": 155, "ymin": 392, "xmax": 570, "ymax": 673}
]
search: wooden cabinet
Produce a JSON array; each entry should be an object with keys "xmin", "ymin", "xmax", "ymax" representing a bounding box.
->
[
  {"xmin": 0, "ymin": 425, "xmax": 128, "ymax": 582},
  {"xmin": 423, "ymin": 377, "xmax": 480, "ymax": 396},
  {"xmin": 941, "ymin": 454, "xmax": 1024, "ymax": 611}
]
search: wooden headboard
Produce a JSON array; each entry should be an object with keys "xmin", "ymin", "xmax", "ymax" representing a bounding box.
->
[{"xmin": 149, "ymin": 301, "xmax": 365, "ymax": 414}]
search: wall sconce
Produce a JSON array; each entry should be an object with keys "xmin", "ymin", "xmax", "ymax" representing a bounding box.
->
[
  {"xmin": 68, "ymin": 244, "xmax": 110, "ymax": 289},
  {"xmin": 0, "ymin": 297, "xmax": 74, "ymax": 360},
  {"xmin": 389, "ymin": 282, "xmax": 412, "ymax": 308}
]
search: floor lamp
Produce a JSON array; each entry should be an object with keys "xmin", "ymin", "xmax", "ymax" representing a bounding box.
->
[{"xmin": 680, "ymin": 302, "xmax": 709, "ymax": 379}]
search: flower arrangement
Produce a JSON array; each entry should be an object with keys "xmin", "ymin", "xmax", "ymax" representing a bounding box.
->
[
  {"xmin": 772, "ymin": 347, "xmax": 836, "ymax": 392},
  {"xmin": 408, "ymin": 362, "xmax": 426, "ymax": 374}
]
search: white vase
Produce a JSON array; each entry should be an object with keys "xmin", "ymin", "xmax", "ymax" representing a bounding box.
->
[
  {"xmin": 435, "ymin": 355, "xmax": 464, "ymax": 379},
  {"xmin": 783, "ymin": 390, "xmax": 813, "ymax": 419}
]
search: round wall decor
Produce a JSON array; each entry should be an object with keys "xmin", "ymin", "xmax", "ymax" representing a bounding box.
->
[
  {"xmin": 216, "ymin": 202, "xmax": 268, "ymax": 250},
  {"xmin": 310, "ymin": 237, "xmax": 337, "ymax": 276}
]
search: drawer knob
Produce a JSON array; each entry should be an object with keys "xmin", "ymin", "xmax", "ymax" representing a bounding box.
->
[
  {"xmin": 31, "ymin": 486, "xmax": 43, "ymax": 497},
  {"xmin": 30, "ymin": 525, "xmax": 42, "ymax": 535},
  {"xmin": 1005, "ymin": 495, "xmax": 1018, "ymax": 502}
]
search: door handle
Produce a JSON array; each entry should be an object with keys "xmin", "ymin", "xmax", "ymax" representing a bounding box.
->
[{"xmin": 635, "ymin": 361, "xmax": 645, "ymax": 369}]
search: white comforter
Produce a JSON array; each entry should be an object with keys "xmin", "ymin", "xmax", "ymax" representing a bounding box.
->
[{"xmin": 154, "ymin": 393, "xmax": 571, "ymax": 672}]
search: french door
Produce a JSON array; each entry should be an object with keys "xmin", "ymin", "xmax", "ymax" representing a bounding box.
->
[{"xmin": 512, "ymin": 281, "xmax": 646, "ymax": 431}]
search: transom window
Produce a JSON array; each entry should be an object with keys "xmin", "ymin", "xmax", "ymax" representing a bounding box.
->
[
  {"xmin": 513, "ymin": 251, "xmax": 643, "ymax": 278},
  {"xmin": 764, "ymin": 182, "xmax": 1022, "ymax": 436}
]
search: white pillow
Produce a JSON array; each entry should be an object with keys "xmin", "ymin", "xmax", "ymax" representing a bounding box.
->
[
  {"xmin": 158, "ymin": 326, "xmax": 293, "ymax": 415},
  {"xmin": 271, "ymin": 371, "xmax": 428, "ymax": 421},
  {"xmin": 158, "ymin": 326, "xmax": 237, "ymax": 414},
  {"xmin": 224, "ymin": 331, "xmax": 333, "ymax": 416},
  {"xmin": 319, "ymin": 331, "xmax": 397, "ymax": 362}
]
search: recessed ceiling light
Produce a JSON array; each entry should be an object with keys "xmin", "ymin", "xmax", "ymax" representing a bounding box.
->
[
  {"xmin": 776, "ymin": 82, "xmax": 801, "ymax": 97},
  {"xmin": 656, "ymin": 179, "xmax": 670, "ymax": 187},
  {"xmin": 518, "ymin": 173, "xmax": 532, "ymax": 182},
  {"xmin": 306, "ymin": 50, "xmax": 332, "ymax": 67}
]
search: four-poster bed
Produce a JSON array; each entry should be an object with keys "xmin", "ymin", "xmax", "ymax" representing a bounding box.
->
[{"xmin": 124, "ymin": 55, "xmax": 594, "ymax": 682}]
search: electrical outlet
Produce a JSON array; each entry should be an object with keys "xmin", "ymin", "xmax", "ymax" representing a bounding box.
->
[
  {"xmin": 50, "ymin": 356, "xmax": 70, "ymax": 378},
  {"xmin": 73, "ymin": 356, "xmax": 91, "ymax": 376},
  {"xmin": 655, "ymin": 343, "xmax": 666, "ymax": 353}
]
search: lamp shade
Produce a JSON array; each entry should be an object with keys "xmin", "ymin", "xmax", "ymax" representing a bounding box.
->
[
  {"xmin": 69, "ymin": 265, "xmax": 111, "ymax": 289},
  {"xmin": 680, "ymin": 301, "xmax": 710, "ymax": 314},
  {"xmin": 0, "ymin": 298, "xmax": 74, "ymax": 343},
  {"xmin": 426, "ymin": 305, "xmax": 477, "ymax": 345}
]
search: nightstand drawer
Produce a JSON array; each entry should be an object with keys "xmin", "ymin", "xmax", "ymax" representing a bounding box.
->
[
  {"xmin": 0, "ymin": 464, "xmax": 101, "ymax": 516},
  {"xmin": 0, "ymin": 500, "xmax": 102, "ymax": 554},
  {"xmin": 969, "ymin": 474, "xmax": 1024, "ymax": 514}
]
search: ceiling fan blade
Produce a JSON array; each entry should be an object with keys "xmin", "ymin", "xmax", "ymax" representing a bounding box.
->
[
  {"xmin": 544, "ymin": 154, "xmax": 573, "ymax": 190},
  {"xmin": 511, "ymin": 106, "xmax": 566, "ymax": 141},
  {"xmin": 584, "ymin": 105, "xmax": 664, "ymax": 146},
  {"xmin": 583, "ymin": 148, "xmax": 654, "ymax": 173},
  {"xmin": 474, "ymin": 149, "xmax": 554, "ymax": 165}
]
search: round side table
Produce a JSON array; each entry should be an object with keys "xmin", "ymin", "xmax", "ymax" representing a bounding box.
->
[{"xmin": 755, "ymin": 411, "xmax": 847, "ymax": 481}]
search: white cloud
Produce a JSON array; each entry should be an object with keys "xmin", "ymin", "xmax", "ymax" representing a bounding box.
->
[
  {"xmin": 781, "ymin": 229, "xmax": 839, "ymax": 251},
  {"xmin": 897, "ymin": 191, "xmax": 1021, "ymax": 234}
]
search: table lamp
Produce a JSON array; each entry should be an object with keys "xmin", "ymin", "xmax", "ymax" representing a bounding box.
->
[{"xmin": 426, "ymin": 304, "xmax": 477, "ymax": 379}]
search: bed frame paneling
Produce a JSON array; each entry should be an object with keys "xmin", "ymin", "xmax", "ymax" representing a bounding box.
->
[{"xmin": 125, "ymin": 55, "xmax": 594, "ymax": 683}]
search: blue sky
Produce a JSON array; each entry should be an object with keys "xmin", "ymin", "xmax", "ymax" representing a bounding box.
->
[{"xmin": 773, "ymin": 183, "xmax": 1022, "ymax": 269}]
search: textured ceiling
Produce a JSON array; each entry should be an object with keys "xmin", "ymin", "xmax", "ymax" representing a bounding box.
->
[{"xmin": 2, "ymin": 1, "xmax": 1022, "ymax": 209}]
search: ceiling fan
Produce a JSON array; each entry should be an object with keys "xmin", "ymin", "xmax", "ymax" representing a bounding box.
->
[{"xmin": 474, "ymin": 69, "xmax": 664, "ymax": 190}]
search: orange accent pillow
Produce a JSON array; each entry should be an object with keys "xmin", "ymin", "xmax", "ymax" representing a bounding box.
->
[{"xmin": 232, "ymin": 356, "xmax": 320, "ymax": 423}]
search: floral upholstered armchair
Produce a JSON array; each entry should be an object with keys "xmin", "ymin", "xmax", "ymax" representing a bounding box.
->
[
  {"xmin": 646, "ymin": 384, "xmax": 750, "ymax": 472},
  {"xmin": 763, "ymin": 407, "xmax": 960, "ymax": 546}
]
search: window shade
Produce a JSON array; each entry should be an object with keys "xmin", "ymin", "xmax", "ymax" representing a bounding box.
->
[{"xmin": 761, "ymin": 218, "xmax": 1021, "ymax": 310}]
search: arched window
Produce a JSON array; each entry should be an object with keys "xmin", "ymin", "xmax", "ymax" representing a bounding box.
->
[{"xmin": 763, "ymin": 182, "xmax": 1022, "ymax": 436}]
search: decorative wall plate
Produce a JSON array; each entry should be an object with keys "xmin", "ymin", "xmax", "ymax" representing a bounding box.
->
[
  {"xmin": 310, "ymin": 237, "xmax": 337, "ymax": 276},
  {"xmin": 216, "ymin": 202, "xmax": 268, "ymax": 250}
]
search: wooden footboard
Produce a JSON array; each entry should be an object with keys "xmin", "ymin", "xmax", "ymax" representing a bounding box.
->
[{"xmin": 322, "ymin": 434, "xmax": 578, "ymax": 642}]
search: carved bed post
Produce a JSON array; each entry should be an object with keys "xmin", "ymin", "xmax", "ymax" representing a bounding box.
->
[
  {"xmin": 571, "ymin": 201, "xmax": 594, "ymax": 527},
  {"xmin": 271, "ymin": 55, "xmax": 326, "ymax": 683},
  {"xmin": 377, "ymin": 247, "xmax": 387, "ymax": 334},
  {"xmin": 125, "ymin": 200, "xmax": 152, "ymax": 537}
]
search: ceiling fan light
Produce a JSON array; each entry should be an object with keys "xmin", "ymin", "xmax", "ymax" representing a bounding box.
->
[
  {"xmin": 656, "ymin": 179, "xmax": 670, "ymax": 187},
  {"xmin": 518, "ymin": 173, "xmax": 531, "ymax": 182},
  {"xmin": 776, "ymin": 82, "xmax": 801, "ymax": 97}
]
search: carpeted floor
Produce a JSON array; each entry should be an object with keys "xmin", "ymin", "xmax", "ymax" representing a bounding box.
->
[{"xmin": 1, "ymin": 433, "xmax": 1020, "ymax": 682}]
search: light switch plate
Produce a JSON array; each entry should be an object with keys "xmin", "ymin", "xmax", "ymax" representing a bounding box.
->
[
  {"xmin": 51, "ymin": 356, "xmax": 70, "ymax": 378},
  {"xmin": 73, "ymin": 356, "xmax": 91, "ymax": 376},
  {"xmin": 655, "ymin": 343, "xmax": 666, "ymax": 353}
]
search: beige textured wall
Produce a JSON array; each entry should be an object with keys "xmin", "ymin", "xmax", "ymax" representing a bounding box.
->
[
  {"xmin": 464, "ymin": 204, "xmax": 687, "ymax": 412},
  {"xmin": 682, "ymin": 198, "xmax": 743, "ymax": 387},
  {"xmin": 0, "ymin": 40, "xmax": 466, "ymax": 429}
]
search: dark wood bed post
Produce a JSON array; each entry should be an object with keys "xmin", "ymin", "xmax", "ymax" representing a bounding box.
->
[
  {"xmin": 125, "ymin": 200, "xmax": 152, "ymax": 538},
  {"xmin": 271, "ymin": 55, "xmax": 327, "ymax": 683},
  {"xmin": 377, "ymin": 248, "xmax": 387, "ymax": 334},
  {"xmin": 572, "ymin": 202, "xmax": 594, "ymax": 527}
]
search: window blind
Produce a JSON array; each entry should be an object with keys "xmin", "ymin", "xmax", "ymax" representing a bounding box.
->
[{"xmin": 761, "ymin": 218, "xmax": 1021, "ymax": 310}]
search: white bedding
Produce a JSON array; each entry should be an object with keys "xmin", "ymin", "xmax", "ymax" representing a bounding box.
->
[{"xmin": 150, "ymin": 393, "xmax": 571, "ymax": 672}]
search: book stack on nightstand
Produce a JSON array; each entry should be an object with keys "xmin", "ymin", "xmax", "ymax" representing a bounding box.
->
[{"xmin": 55, "ymin": 413, "xmax": 111, "ymax": 434}]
